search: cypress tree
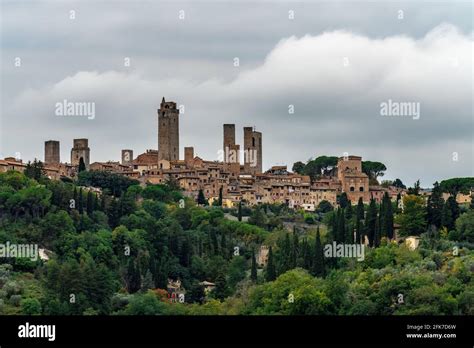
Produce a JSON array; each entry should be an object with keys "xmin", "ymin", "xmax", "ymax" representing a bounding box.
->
[
  {"xmin": 441, "ymin": 201, "xmax": 454, "ymax": 231},
  {"xmin": 365, "ymin": 198, "xmax": 377, "ymax": 247},
  {"xmin": 279, "ymin": 233, "xmax": 291, "ymax": 274},
  {"xmin": 127, "ymin": 259, "xmax": 141, "ymax": 294},
  {"xmin": 215, "ymin": 273, "xmax": 228, "ymax": 300},
  {"xmin": 51, "ymin": 186, "xmax": 60, "ymax": 207},
  {"xmin": 210, "ymin": 229, "xmax": 219, "ymax": 255},
  {"xmin": 345, "ymin": 207, "xmax": 354, "ymax": 244},
  {"xmin": 345, "ymin": 201, "xmax": 353, "ymax": 220},
  {"xmin": 251, "ymin": 250, "xmax": 258, "ymax": 282},
  {"xmin": 374, "ymin": 204, "xmax": 382, "ymax": 247},
  {"xmin": 100, "ymin": 194, "xmax": 106, "ymax": 211},
  {"xmin": 345, "ymin": 222, "xmax": 353, "ymax": 244},
  {"xmin": 338, "ymin": 192, "xmax": 349, "ymax": 209},
  {"xmin": 238, "ymin": 201, "xmax": 242, "ymax": 221},
  {"xmin": 73, "ymin": 187, "xmax": 78, "ymax": 209},
  {"xmin": 266, "ymin": 246, "xmax": 276, "ymax": 281},
  {"xmin": 302, "ymin": 238, "xmax": 312, "ymax": 269},
  {"xmin": 118, "ymin": 193, "xmax": 124, "ymax": 217},
  {"xmin": 198, "ymin": 237, "xmax": 203, "ymax": 257},
  {"xmin": 355, "ymin": 197, "xmax": 365, "ymax": 243},
  {"xmin": 356, "ymin": 197, "xmax": 365, "ymax": 220},
  {"xmin": 221, "ymin": 233, "xmax": 227, "ymax": 258},
  {"xmin": 218, "ymin": 186, "xmax": 223, "ymax": 206},
  {"xmin": 86, "ymin": 191, "xmax": 93, "ymax": 216},
  {"xmin": 396, "ymin": 193, "xmax": 402, "ymax": 213},
  {"xmin": 355, "ymin": 218, "xmax": 363, "ymax": 244},
  {"xmin": 337, "ymin": 209, "xmax": 345, "ymax": 243},
  {"xmin": 447, "ymin": 196, "xmax": 460, "ymax": 222},
  {"xmin": 427, "ymin": 182, "xmax": 444, "ymax": 228},
  {"xmin": 380, "ymin": 193, "xmax": 388, "ymax": 238},
  {"xmin": 78, "ymin": 157, "xmax": 86, "ymax": 173},
  {"xmin": 312, "ymin": 228, "xmax": 324, "ymax": 277},
  {"xmin": 24, "ymin": 161, "xmax": 34, "ymax": 179},
  {"xmin": 154, "ymin": 257, "xmax": 168, "ymax": 289},
  {"xmin": 331, "ymin": 210, "xmax": 339, "ymax": 239},
  {"xmin": 197, "ymin": 189, "xmax": 207, "ymax": 205},
  {"xmin": 78, "ymin": 188, "xmax": 84, "ymax": 214},
  {"xmin": 93, "ymin": 193, "xmax": 99, "ymax": 211},
  {"xmin": 108, "ymin": 197, "xmax": 121, "ymax": 228},
  {"xmin": 78, "ymin": 214, "xmax": 85, "ymax": 232},
  {"xmin": 290, "ymin": 230, "xmax": 299, "ymax": 268},
  {"xmin": 385, "ymin": 194, "xmax": 394, "ymax": 239},
  {"xmin": 179, "ymin": 238, "xmax": 191, "ymax": 267}
]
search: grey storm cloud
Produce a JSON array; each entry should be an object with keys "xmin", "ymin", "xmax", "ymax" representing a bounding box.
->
[{"xmin": 1, "ymin": 0, "xmax": 472, "ymax": 187}]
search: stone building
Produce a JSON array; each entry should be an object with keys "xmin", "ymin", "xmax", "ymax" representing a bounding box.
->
[
  {"xmin": 129, "ymin": 101, "xmax": 394, "ymax": 209},
  {"xmin": 132, "ymin": 149, "xmax": 158, "ymax": 174},
  {"xmin": 0, "ymin": 156, "xmax": 71, "ymax": 180},
  {"xmin": 167, "ymin": 279, "xmax": 186, "ymax": 303},
  {"xmin": 44, "ymin": 140, "xmax": 60, "ymax": 164},
  {"xmin": 184, "ymin": 147, "xmax": 194, "ymax": 168},
  {"xmin": 0, "ymin": 158, "xmax": 25, "ymax": 173},
  {"xmin": 158, "ymin": 97, "xmax": 179, "ymax": 162},
  {"xmin": 44, "ymin": 162, "xmax": 77, "ymax": 179},
  {"xmin": 71, "ymin": 138, "xmax": 90, "ymax": 169},
  {"xmin": 223, "ymin": 124, "xmax": 236, "ymax": 154},
  {"xmin": 121, "ymin": 149, "xmax": 133, "ymax": 166},
  {"xmin": 89, "ymin": 161, "xmax": 131, "ymax": 173},
  {"xmin": 243, "ymin": 126, "xmax": 262, "ymax": 175},
  {"xmin": 222, "ymin": 124, "xmax": 241, "ymax": 177},
  {"xmin": 337, "ymin": 155, "xmax": 370, "ymax": 203}
]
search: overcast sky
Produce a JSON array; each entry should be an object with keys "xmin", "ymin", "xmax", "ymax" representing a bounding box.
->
[{"xmin": 1, "ymin": 0, "xmax": 472, "ymax": 187}]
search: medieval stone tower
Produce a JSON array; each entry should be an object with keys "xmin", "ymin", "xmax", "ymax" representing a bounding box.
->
[
  {"xmin": 223, "ymin": 124, "xmax": 240, "ymax": 176},
  {"xmin": 337, "ymin": 155, "xmax": 369, "ymax": 203},
  {"xmin": 184, "ymin": 147, "xmax": 194, "ymax": 167},
  {"xmin": 158, "ymin": 97, "xmax": 179, "ymax": 162},
  {"xmin": 121, "ymin": 149, "xmax": 133, "ymax": 165},
  {"xmin": 44, "ymin": 140, "xmax": 60, "ymax": 164},
  {"xmin": 243, "ymin": 127, "xmax": 262, "ymax": 175},
  {"xmin": 223, "ymin": 124, "xmax": 236, "ymax": 153},
  {"xmin": 71, "ymin": 138, "xmax": 90, "ymax": 168}
]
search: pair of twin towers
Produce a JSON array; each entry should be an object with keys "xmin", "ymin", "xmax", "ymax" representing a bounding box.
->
[{"xmin": 157, "ymin": 97, "xmax": 263, "ymax": 175}]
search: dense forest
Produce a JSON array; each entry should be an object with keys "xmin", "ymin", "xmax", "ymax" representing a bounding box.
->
[{"xmin": 0, "ymin": 165, "xmax": 472, "ymax": 315}]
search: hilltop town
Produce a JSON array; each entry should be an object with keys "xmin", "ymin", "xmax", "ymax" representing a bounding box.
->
[
  {"xmin": 0, "ymin": 97, "xmax": 409, "ymax": 209},
  {"xmin": 0, "ymin": 98, "xmax": 472, "ymax": 320}
]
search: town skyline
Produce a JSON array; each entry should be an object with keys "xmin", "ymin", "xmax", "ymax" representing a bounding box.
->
[{"xmin": 1, "ymin": 94, "xmax": 471, "ymax": 190}]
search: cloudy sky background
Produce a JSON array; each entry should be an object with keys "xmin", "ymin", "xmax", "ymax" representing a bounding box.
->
[{"xmin": 1, "ymin": 0, "xmax": 472, "ymax": 187}]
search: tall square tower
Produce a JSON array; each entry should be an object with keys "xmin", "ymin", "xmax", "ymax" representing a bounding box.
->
[
  {"xmin": 71, "ymin": 139, "xmax": 90, "ymax": 169},
  {"xmin": 45, "ymin": 140, "xmax": 60, "ymax": 164},
  {"xmin": 158, "ymin": 97, "xmax": 180, "ymax": 162},
  {"xmin": 243, "ymin": 126, "xmax": 262, "ymax": 175}
]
